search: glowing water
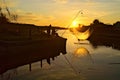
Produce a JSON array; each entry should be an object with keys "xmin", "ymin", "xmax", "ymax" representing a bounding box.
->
[
  {"xmin": 69, "ymin": 27, "xmax": 92, "ymax": 40},
  {"xmin": 74, "ymin": 47, "xmax": 89, "ymax": 57}
]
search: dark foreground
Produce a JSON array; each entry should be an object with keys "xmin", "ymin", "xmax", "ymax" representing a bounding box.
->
[{"xmin": 0, "ymin": 36, "xmax": 67, "ymax": 74}]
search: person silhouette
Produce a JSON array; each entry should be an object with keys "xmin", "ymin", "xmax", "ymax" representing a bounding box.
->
[{"xmin": 47, "ymin": 24, "xmax": 51, "ymax": 36}]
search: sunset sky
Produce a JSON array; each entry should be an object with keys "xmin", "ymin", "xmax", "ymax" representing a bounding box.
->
[{"xmin": 1, "ymin": 0, "xmax": 120, "ymax": 27}]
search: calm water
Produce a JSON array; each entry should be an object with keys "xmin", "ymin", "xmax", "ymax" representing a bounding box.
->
[{"xmin": 1, "ymin": 30, "xmax": 120, "ymax": 80}]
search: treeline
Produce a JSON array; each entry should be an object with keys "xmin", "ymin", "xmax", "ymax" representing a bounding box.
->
[
  {"xmin": 89, "ymin": 19, "xmax": 120, "ymax": 34},
  {"xmin": 87, "ymin": 19, "xmax": 120, "ymax": 50},
  {"xmin": 88, "ymin": 19, "xmax": 120, "ymax": 43}
]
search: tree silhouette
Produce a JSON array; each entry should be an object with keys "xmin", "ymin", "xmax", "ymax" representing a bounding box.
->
[
  {"xmin": 0, "ymin": 9, "xmax": 10, "ymax": 23},
  {"xmin": 113, "ymin": 21, "xmax": 120, "ymax": 27},
  {"xmin": 0, "ymin": 6, "xmax": 10, "ymax": 23},
  {"xmin": 93, "ymin": 19, "xmax": 100, "ymax": 25}
]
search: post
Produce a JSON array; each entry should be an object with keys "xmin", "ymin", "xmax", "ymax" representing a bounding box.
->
[
  {"xmin": 29, "ymin": 63, "xmax": 32, "ymax": 71},
  {"xmin": 40, "ymin": 60, "xmax": 42, "ymax": 68}
]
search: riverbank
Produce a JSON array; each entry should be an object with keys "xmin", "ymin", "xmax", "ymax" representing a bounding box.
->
[{"xmin": 88, "ymin": 30, "xmax": 120, "ymax": 50}]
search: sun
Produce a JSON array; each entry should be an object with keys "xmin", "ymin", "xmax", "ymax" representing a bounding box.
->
[
  {"xmin": 72, "ymin": 21, "xmax": 77, "ymax": 26},
  {"xmin": 71, "ymin": 21, "xmax": 78, "ymax": 28}
]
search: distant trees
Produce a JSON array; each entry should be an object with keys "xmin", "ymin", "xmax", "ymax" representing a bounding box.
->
[
  {"xmin": 0, "ymin": 7, "xmax": 10, "ymax": 23},
  {"xmin": 90, "ymin": 19, "xmax": 120, "ymax": 34},
  {"xmin": 113, "ymin": 21, "xmax": 120, "ymax": 27},
  {"xmin": 0, "ymin": 13, "xmax": 10, "ymax": 23},
  {"xmin": 0, "ymin": 6, "xmax": 18, "ymax": 24},
  {"xmin": 93, "ymin": 19, "xmax": 100, "ymax": 24},
  {"xmin": 92, "ymin": 19, "xmax": 120, "ymax": 28}
]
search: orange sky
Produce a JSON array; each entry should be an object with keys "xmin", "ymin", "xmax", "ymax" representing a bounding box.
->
[{"xmin": 0, "ymin": 0, "xmax": 120, "ymax": 27}]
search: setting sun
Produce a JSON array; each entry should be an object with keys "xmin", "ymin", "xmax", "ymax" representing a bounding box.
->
[{"xmin": 71, "ymin": 21, "xmax": 78, "ymax": 28}]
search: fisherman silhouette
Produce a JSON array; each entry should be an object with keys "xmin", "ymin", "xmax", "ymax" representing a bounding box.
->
[
  {"xmin": 47, "ymin": 24, "xmax": 51, "ymax": 36},
  {"xmin": 52, "ymin": 28, "xmax": 55, "ymax": 35}
]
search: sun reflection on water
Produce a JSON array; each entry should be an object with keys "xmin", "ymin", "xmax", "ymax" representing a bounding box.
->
[
  {"xmin": 74, "ymin": 47, "xmax": 89, "ymax": 57},
  {"xmin": 73, "ymin": 47, "xmax": 94, "ymax": 64}
]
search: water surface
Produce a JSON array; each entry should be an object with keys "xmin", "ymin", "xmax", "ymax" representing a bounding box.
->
[{"xmin": 1, "ymin": 30, "xmax": 120, "ymax": 80}]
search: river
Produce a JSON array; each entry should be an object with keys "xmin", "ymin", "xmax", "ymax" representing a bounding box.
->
[{"xmin": 1, "ymin": 30, "xmax": 120, "ymax": 80}]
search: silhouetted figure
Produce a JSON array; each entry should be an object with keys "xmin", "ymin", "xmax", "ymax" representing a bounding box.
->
[
  {"xmin": 52, "ymin": 28, "xmax": 55, "ymax": 35},
  {"xmin": 51, "ymin": 27, "xmax": 59, "ymax": 37},
  {"xmin": 47, "ymin": 24, "xmax": 51, "ymax": 36},
  {"xmin": 55, "ymin": 33, "xmax": 59, "ymax": 36}
]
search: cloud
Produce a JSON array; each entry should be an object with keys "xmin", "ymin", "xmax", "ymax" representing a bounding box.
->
[
  {"xmin": 53, "ymin": 0, "xmax": 68, "ymax": 4},
  {"xmin": 14, "ymin": 10, "xmax": 57, "ymax": 26},
  {"xmin": 0, "ymin": 0, "xmax": 18, "ymax": 8}
]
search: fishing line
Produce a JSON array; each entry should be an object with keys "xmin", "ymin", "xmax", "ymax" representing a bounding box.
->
[
  {"xmin": 70, "ymin": 29, "xmax": 81, "ymax": 41},
  {"xmin": 63, "ymin": 55, "xmax": 79, "ymax": 75},
  {"xmin": 60, "ymin": 10, "xmax": 84, "ymax": 74},
  {"xmin": 87, "ymin": 54, "xmax": 94, "ymax": 64}
]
